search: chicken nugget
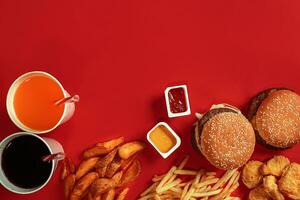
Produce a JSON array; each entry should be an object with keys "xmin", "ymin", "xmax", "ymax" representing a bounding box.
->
[
  {"xmin": 263, "ymin": 175, "xmax": 284, "ymax": 200},
  {"xmin": 242, "ymin": 160, "xmax": 264, "ymax": 189},
  {"xmin": 261, "ymin": 155, "xmax": 290, "ymax": 177},
  {"xmin": 278, "ymin": 162, "xmax": 300, "ymax": 199},
  {"xmin": 248, "ymin": 184, "xmax": 271, "ymax": 200}
]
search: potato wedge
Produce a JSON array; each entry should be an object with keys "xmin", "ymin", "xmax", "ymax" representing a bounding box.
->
[
  {"xmin": 95, "ymin": 196, "xmax": 102, "ymax": 200},
  {"xmin": 120, "ymin": 160, "xmax": 141, "ymax": 186},
  {"xmin": 120, "ymin": 155, "xmax": 137, "ymax": 171},
  {"xmin": 102, "ymin": 188, "xmax": 116, "ymax": 200},
  {"xmin": 90, "ymin": 178, "xmax": 116, "ymax": 196},
  {"xmin": 112, "ymin": 171, "xmax": 123, "ymax": 185},
  {"xmin": 61, "ymin": 157, "xmax": 76, "ymax": 180},
  {"xmin": 76, "ymin": 157, "xmax": 99, "ymax": 180},
  {"xmin": 118, "ymin": 141, "xmax": 146, "ymax": 160},
  {"xmin": 83, "ymin": 146, "xmax": 111, "ymax": 159},
  {"xmin": 116, "ymin": 188, "xmax": 129, "ymax": 200},
  {"xmin": 70, "ymin": 172, "xmax": 98, "ymax": 200},
  {"xmin": 106, "ymin": 158, "xmax": 122, "ymax": 178},
  {"xmin": 95, "ymin": 148, "xmax": 118, "ymax": 169},
  {"xmin": 96, "ymin": 137, "xmax": 125, "ymax": 149},
  {"xmin": 69, "ymin": 194, "xmax": 80, "ymax": 200},
  {"xmin": 64, "ymin": 174, "xmax": 76, "ymax": 199},
  {"xmin": 97, "ymin": 166, "xmax": 108, "ymax": 178}
]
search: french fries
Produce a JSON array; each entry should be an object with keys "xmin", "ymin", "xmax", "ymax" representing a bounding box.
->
[
  {"xmin": 118, "ymin": 141, "xmax": 146, "ymax": 160},
  {"xmin": 139, "ymin": 155, "xmax": 240, "ymax": 200},
  {"xmin": 60, "ymin": 136, "xmax": 144, "ymax": 200}
]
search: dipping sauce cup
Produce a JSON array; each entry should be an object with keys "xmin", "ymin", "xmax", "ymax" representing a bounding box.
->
[
  {"xmin": 164, "ymin": 85, "xmax": 191, "ymax": 118},
  {"xmin": 0, "ymin": 132, "xmax": 63, "ymax": 194},
  {"xmin": 147, "ymin": 122, "xmax": 181, "ymax": 158},
  {"xmin": 6, "ymin": 71, "xmax": 77, "ymax": 134}
]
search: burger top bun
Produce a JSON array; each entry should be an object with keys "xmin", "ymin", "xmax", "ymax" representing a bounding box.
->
[
  {"xmin": 255, "ymin": 90, "xmax": 300, "ymax": 148},
  {"xmin": 201, "ymin": 112, "xmax": 255, "ymax": 169}
]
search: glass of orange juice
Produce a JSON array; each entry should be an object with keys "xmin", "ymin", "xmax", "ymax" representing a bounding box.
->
[{"xmin": 6, "ymin": 71, "xmax": 78, "ymax": 134}]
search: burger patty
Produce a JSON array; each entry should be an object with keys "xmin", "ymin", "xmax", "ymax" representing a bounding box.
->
[
  {"xmin": 191, "ymin": 107, "xmax": 238, "ymax": 153},
  {"xmin": 246, "ymin": 88, "xmax": 290, "ymax": 150}
]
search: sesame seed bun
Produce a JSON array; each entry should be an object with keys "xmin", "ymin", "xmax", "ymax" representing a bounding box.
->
[
  {"xmin": 192, "ymin": 105, "xmax": 256, "ymax": 170},
  {"xmin": 254, "ymin": 89, "xmax": 300, "ymax": 148}
]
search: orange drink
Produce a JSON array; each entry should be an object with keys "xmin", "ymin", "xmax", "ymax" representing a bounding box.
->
[
  {"xmin": 7, "ymin": 71, "xmax": 77, "ymax": 133},
  {"xmin": 13, "ymin": 75, "xmax": 65, "ymax": 131}
]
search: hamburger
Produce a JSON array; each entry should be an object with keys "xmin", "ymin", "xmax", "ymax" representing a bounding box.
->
[
  {"xmin": 192, "ymin": 104, "xmax": 256, "ymax": 170},
  {"xmin": 246, "ymin": 88, "xmax": 300, "ymax": 149}
]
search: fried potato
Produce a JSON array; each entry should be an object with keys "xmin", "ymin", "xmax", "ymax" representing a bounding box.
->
[
  {"xmin": 102, "ymin": 188, "xmax": 116, "ymax": 200},
  {"xmin": 120, "ymin": 155, "xmax": 137, "ymax": 171},
  {"xmin": 116, "ymin": 188, "xmax": 129, "ymax": 200},
  {"xmin": 61, "ymin": 157, "xmax": 76, "ymax": 180},
  {"xmin": 86, "ymin": 192, "xmax": 93, "ymax": 200},
  {"xmin": 95, "ymin": 196, "xmax": 102, "ymax": 200},
  {"xmin": 263, "ymin": 175, "xmax": 284, "ymax": 200},
  {"xmin": 83, "ymin": 146, "xmax": 111, "ymax": 159},
  {"xmin": 76, "ymin": 157, "xmax": 99, "ymax": 180},
  {"xmin": 278, "ymin": 162, "xmax": 300, "ymax": 199},
  {"xmin": 120, "ymin": 160, "xmax": 141, "ymax": 186},
  {"xmin": 248, "ymin": 184, "xmax": 271, "ymax": 200},
  {"xmin": 95, "ymin": 149, "xmax": 118, "ymax": 169},
  {"xmin": 106, "ymin": 158, "xmax": 122, "ymax": 178},
  {"xmin": 96, "ymin": 137, "xmax": 125, "ymax": 149},
  {"xmin": 64, "ymin": 174, "xmax": 76, "ymax": 199},
  {"xmin": 118, "ymin": 141, "xmax": 146, "ymax": 160},
  {"xmin": 90, "ymin": 178, "xmax": 116, "ymax": 196},
  {"xmin": 112, "ymin": 171, "xmax": 123, "ymax": 185},
  {"xmin": 97, "ymin": 166, "xmax": 108, "ymax": 178},
  {"xmin": 261, "ymin": 155, "xmax": 290, "ymax": 177},
  {"xmin": 70, "ymin": 172, "xmax": 99, "ymax": 200},
  {"xmin": 242, "ymin": 160, "xmax": 264, "ymax": 189}
]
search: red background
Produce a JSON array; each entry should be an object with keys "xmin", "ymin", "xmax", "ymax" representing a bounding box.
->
[{"xmin": 1, "ymin": 0, "xmax": 300, "ymax": 199}]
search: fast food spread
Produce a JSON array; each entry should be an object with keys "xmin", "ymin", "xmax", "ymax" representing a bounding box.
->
[
  {"xmin": 139, "ymin": 155, "xmax": 240, "ymax": 200},
  {"xmin": 242, "ymin": 155, "xmax": 300, "ymax": 200},
  {"xmin": 1, "ymin": 71, "xmax": 300, "ymax": 200},
  {"xmin": 60, "ymin": 137, "xmax": 145, "ymax": 200}
]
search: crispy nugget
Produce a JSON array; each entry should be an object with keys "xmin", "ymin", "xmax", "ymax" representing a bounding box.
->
[
  {"xmin": 263, "ymin": 175, "xmax": 284, "ymax": 200},
  {"xmin": 278, "ymin": 162, "xmax": 300, "ymax": 199},
  {"xmin": 248, "ymin": 184, "xmax": 271, "ymax": 200},
  {"xmin": 261, "ymin": 155, "xmax": 290, "ymax": 177},
  {"xmin": 242, "ymin": 160, "xmax": 264, "ymax": 189}
]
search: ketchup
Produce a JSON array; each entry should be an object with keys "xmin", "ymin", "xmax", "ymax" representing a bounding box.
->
[{"xmin": 168, "ymin": 88, "xmax": 187, "ymax": 113}]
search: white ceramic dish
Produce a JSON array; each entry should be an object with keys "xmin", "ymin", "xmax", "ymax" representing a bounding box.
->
[
  {"xmin": 147, "ymin": 122, "xmax": 181, "ymax": 159},
  {"xmin": 164, "ymin": 84, "xmax": 191, "ymax": 118}
]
